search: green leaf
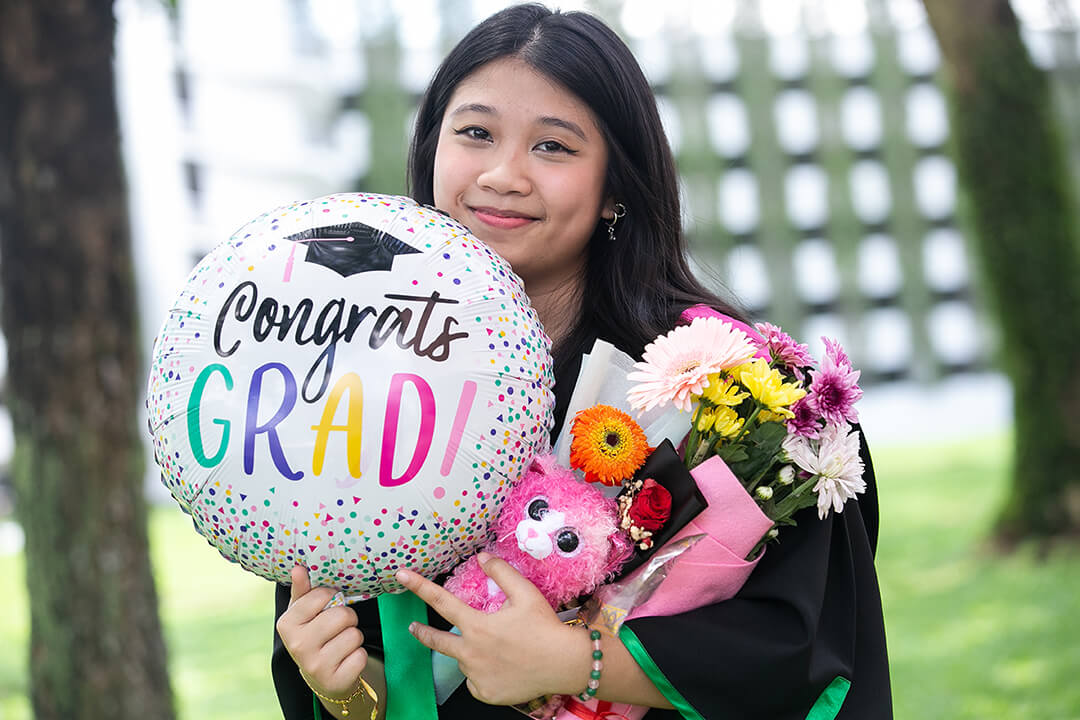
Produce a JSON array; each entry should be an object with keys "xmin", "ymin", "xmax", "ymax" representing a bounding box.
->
[
  {"xmin": 716, "ymin": 443, "xmax": 749, "ymax": 463},
  {"xmin": 749, "ymin": 420, "xmax": 788, "ymax": 452}
]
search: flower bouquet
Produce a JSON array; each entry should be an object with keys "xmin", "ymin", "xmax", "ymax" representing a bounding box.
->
[
  {"xmin": 586, "ymin": 310, "xmax": 866, "ymax": 621},
  {"xmin": 533, "ymin": 309, "xmax": 867, "ymax": 719},
  {"xmin": 509, "ymin": 308, "xmax": 867, "ymax": 720},
  {"xmin": 642, "ymin": 316, "xmax": 864, "ymax": 526}
]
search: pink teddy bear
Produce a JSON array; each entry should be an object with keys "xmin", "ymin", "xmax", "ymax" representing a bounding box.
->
[{"xmin": 445, "ymin": 454, "xmax": 634, "ymax": 613}]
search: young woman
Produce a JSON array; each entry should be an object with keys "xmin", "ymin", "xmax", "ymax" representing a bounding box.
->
[{"xmin": 273, "ymin": 4, "xmax": 891, "ymax": 719}]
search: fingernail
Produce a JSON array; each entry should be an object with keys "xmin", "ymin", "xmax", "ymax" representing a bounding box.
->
[
  {"xmin": 395, "ymin": 570, "xmax": 408, "ymax": 583},
  {"xmin": 408, "ymin": 622, "xmax": 418, "ymax": 634},
  {"xmin": 477, "ymin": 551, "xmax": 491, "ymax": 565}
]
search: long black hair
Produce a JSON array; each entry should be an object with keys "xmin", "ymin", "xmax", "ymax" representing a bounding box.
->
[{"xmin": 407, "ymin": 3, "xmax": 745, "ymax": 397}]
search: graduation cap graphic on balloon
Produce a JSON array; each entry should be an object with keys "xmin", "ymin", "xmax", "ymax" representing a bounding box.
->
[{"xmin": 283, "ymin": 221, "xmax": 422, "ymax": 277}]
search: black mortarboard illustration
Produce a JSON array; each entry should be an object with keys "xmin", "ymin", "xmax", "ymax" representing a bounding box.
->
[{"xmin": 284, "ymin": 221, "xmax": 421, "ymax": 276}]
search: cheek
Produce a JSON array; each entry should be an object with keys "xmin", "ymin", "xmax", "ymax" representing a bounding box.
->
[
  {"xmin": 551, "ymin": 169, "xmax": 606, "ymax": 224},
  {"xmin": 432, "ymin": 139, "xmax": 470, "ymax": 208},
  {"xmin": 493, "ymin": 507, "xmax": 521, "ymax": 538},
  {"xmin": 432, "ymin": 148, "xmax": 453, "ymax": 209}
]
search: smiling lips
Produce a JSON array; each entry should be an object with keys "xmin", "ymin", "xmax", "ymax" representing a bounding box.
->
[{"xmin": 470, "ymin": 206, "xmax": 537, "ymax": 230}]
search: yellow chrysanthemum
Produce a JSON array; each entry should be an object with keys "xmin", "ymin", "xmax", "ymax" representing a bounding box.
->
[
  {"xmin": 570, "ymin": 405, "xmax": 651, "ymax": 486},
  {"xmin": 696, "ymin": 407, "xmax": 718, "ymax": 433},
  {"xmin": 700, "ymin": 374, "xmax": 750, "ymax": 407},
  {"xmin": 758, "ymin": 409, "xmax": 792, "ymax": 424},
  {"xmin": 711, "ymin": 405, "xmax": 745, "ymax": 437},
  {"xmin": 734, "ymin": 358, "xmax": 807, "ymax": 416}
]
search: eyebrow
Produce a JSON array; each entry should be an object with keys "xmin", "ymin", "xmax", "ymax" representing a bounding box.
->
[
  {"xmin": 539, "ymin": 116, "xmax": 587, "ymax": 141},
  {"xmin": 449, "ymin": 102, "xmax": 496, "ymax": 117},
  {"xmin": 448, "ymin": 103, "xmax": 589, "ymax": 142}
]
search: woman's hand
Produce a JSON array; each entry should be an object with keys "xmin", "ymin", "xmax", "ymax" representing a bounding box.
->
[
  {"xmin": 276, "ymin": 565, "xmax": 369, "ymax": 699},
  {"xmin": 396, "ymin": 552, "xmax": 588, "ymax": 706}
]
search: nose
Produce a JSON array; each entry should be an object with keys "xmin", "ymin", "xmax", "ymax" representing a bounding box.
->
[
  {"xmin": 526, "ymin": 527, "xmax": 538, "ymax": 539},
  {"xmin": 477, "ymin": 147, "xmax": 531, "ymax": 195}
]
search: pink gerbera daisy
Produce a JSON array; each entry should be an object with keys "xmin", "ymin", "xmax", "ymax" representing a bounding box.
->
[
  {"xmin": 754, "ymin": 322, "xmax": 815, "ymax": 370},
  {"xmin": 627, "ymin": 317, "xmax": 757, "ymax": 413},
  {"xmin": 806, "ymin": 337, "xmax": 862, "ymax": 426}
]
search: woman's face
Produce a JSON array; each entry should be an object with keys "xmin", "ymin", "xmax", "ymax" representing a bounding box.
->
[{"xmin": 433, "ymin": 58, "xmax": 612, "ymax": 296}]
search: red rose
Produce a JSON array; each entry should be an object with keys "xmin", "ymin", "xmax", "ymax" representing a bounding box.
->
[{"xmin": 628, "ymin": 478, "xmax": 672, "ymax": 532}]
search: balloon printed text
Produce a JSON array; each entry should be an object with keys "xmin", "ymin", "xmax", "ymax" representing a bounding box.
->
[
  {"xmin": 186, "ymin": 364, "xmax": 478, "ymax": 488},
  {"xmin": 213, "ymin": 281, "xmax": 470, "ymax": 403}
]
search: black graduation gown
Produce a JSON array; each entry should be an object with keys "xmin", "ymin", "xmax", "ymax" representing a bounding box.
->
[{"xmin": 271, "ymin": 350, "xmax": 892, "ymax": 720}]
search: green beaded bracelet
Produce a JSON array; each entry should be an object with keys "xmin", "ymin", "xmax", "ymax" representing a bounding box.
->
[{"xmin": 577, "ymin": 629, "xmax": 603, "ymax": 702}]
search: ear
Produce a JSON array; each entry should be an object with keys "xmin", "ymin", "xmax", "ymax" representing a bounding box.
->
[
  {"xmin": 527, "ymin": 453, "xmax": 564, "ymax": 478},
  {"xmin": 526, "ymin": 455, "xmax": 547, "ymax": 476},
  {"xmin": 600, "ymin": 196, "xmax": 617, "ymax": 221}
]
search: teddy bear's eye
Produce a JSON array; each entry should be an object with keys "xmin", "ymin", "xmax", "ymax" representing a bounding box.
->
[
  {"xmin": 527, "ymin": 497, "xmax": 549, "ymax": 521},
  {"xmin": 555, "ymin": 529, "xmax": 579, "ymax": 554}
]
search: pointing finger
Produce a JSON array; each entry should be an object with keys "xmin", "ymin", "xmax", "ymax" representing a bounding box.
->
[{"xmin": 395, "ymin": 568, "xmax": 476, "ymax": 628}]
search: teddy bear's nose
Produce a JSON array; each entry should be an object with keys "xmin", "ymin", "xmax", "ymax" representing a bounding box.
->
[{"xmin": 526, "ymin": 527, "xmax": 539, "ymax": 539}]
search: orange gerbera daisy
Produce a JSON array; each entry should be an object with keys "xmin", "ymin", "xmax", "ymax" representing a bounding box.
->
[{"xmin": 569, "ymin": 405, "xmax": 651, "ymax": 486}]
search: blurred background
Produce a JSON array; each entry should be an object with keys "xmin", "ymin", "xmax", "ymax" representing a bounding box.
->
[{"xmin": 1, "ymin": 0, "xmax": 1079, "ymax": 718}]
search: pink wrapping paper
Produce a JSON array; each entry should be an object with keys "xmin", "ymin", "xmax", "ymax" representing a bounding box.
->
[
  {"xmin": 626, "ymin": 455, "xmax": 774, "ymax": 620},
  {"xmin": 679, "ymin": 304, "xmax": 770, "ymax": 360}
]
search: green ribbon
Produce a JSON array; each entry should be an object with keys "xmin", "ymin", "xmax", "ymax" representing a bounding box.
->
[
  {"xmin": 618, "ymin": 625, "xmax": 704, "ymax": 720},
  {"xmin": 805, "ymin": 676, "xmax": 850, "ymax": 720},
  {"xmin": 378, "ymin": 591, "xmax": 438, "ymax": 720}
]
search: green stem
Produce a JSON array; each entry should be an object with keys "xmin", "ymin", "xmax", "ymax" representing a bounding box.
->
[
  {"xmin": 689, "ymin": 433, "xmax": 713, "ymax": 468},
  {"xmin": 744, "ymin": 462, "xmax": 776, "ymax": 494},
  {"xmin": 744, "ymin": 526, "xmax": 775, "ymax": 561},
  {"xmin": 685, "ymin": 401, "xmax": 720, "ymax": 470},
  {"xmin": 730, "ymin": 402, "xmax": 764, "ymax": 446},
  {"xmin": 684, "ymin": 405, "xmax": 703, "ymax": 470},
  {"xmin": 772, "ymin": 476, "xmax": 818, "ymax": 521}
]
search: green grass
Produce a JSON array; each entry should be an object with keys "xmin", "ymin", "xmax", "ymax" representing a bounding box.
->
[
  {"xmin": 0, "ymin": 506, "xmax": 279, "ymax": 720},
  {"xmin": 874, "ymin": 437, "xmax": 1080, "ymax": 720},
  {"xmin": 1, "ymin": 433, "xmax": 1079, "ymax": 719}
]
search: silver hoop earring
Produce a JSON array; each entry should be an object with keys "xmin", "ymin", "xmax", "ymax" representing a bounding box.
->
[{"xmin": 606, "ymin": 203, "xmax": 627, "ymax": 242}]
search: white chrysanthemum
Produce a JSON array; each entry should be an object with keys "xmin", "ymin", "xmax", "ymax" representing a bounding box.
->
[
  {"xmin": 626, "ymin": 317, "xmax": 757, "ymax": 413},
  {"xmin": 782, "ymin": 422, "xmax": 866, "ymax": 519}
]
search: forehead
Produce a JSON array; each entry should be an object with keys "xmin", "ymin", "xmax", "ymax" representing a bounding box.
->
[{"xmin": 445, "ymin": 58, "xmax": 601, "ymax": 135}]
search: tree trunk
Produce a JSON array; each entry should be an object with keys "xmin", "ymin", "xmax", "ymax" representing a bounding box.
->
[
  {"xmin": 0, "ymin": 2, "xmax": 175, "ymax": 718},
  {"xmin": 925, "ymin": 0, "xmax": 1080, "ymax": 541}
]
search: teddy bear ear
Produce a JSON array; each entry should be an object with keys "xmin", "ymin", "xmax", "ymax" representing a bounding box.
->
[{"xmin": 526, "ymin": 454, "xmax": 552, "ymax": 476}]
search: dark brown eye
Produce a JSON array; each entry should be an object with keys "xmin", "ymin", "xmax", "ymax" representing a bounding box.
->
[
  {"xmin": 527, "ymin": 497, "xmax": 549, "ymax": 521},
  {"xmin": 556, "ymin": 529, "xmax": 579, "ymax": 554}
]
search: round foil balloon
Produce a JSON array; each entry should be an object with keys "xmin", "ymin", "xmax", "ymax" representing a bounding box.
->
[{"xmin": 147, "ymin": 193, "xmax": 554, "ymax": 598}]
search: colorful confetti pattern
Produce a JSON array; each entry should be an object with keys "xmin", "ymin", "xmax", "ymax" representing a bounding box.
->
[{"xmin": 146, "ymin": 193, "xmax": 555, "ymax": 597}]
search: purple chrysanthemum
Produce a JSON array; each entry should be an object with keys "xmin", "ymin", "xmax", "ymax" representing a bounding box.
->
[
  {"xmin": 754, "ymin": 322, "xmax": 815, "ymax": 370},
  {"xmin": 806, "ymin": 337, "xmax": 862, "ymax": 426},
  {"xmin": 823, "ymin": 337, "xmax": 851, "ymax": 368},
  {"xmin": 786, "ymin": 396, "xmax": 821, "ymax": 438}
]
